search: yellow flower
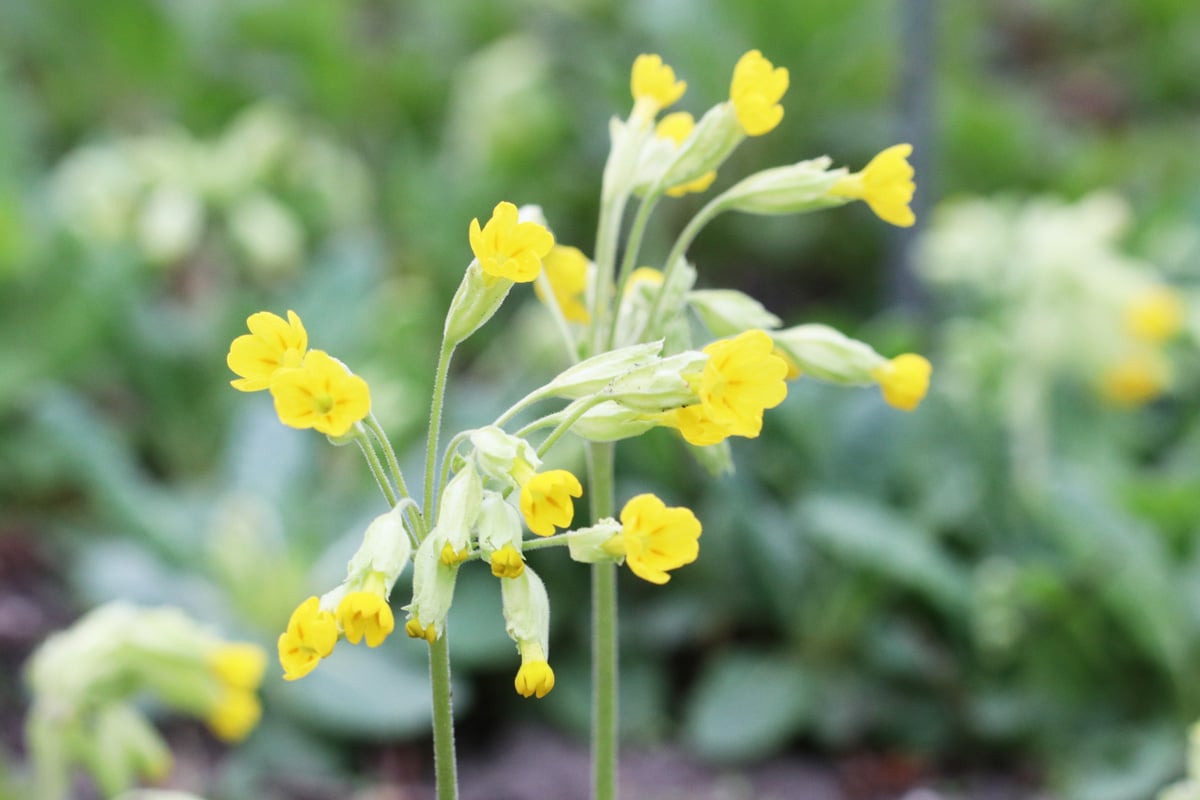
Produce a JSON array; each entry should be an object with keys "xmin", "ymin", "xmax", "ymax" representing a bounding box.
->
[
  {"xmin": 206, "ymin": 688, "xmax": 262, "ymax": 743},
  {"xmin": 514, "ymin": 642, "xmax": 555, "ymax": 699},
  {"xmin": 209, "ymin": 643, "xmax": 267, "ymax": 691},
  {"xmin": 606, "ymin": 493, "xmax": 701, "ymax": 585},
  {"xmin": 656, "ymin": 112, "xmax": 718, "ymax": 196},
  {"xmin": 337, "ymin": 590, "xmax": 395, "ymax": 648},
  {"xmin": 277, "ymin": 596, "xmax": 338, "ymax": 681},
  {"xmin": 468, "ymin": 201, "xmax": 555, "ymax": 283},
  {"xmin": 490, "ymin": 544, "xmax": 526, "ymax": 579},
  {"xmin": 226, "ymin": 309, "xmax": 308, "ymax": 392},
  {"xmin": 519, "ymin": 469, "xmax": 583, "ymax": 536},
  {"xmin": 695, "ymin": 329, "xmax": 789, "ymax": 437},
  {"xmin": 730, "ymin": 50, "xmax": 788, "ymax": 136},
  {"xmin": 534, "ymin": 245, "xmax": 591, "ymax": 323},
  {"xmin": 404, "ymin": 617, "xmax": 438, "ymax": 644},
  {"xmin": 829, "ymin": 144, "xmax": 916, "ymax": 228},
  {"xmin": 439, "ymin": 542, "xmax": 470, "ymax": 566},
  {"xmin": 1100, "ymin": 351, "xmax": 1169, "ymax": 407},
  {"xmin": 268, "ymin": 349, "xmax": 371, "ymax": 437},
  {"xmin": 870, "ymin": 353, "xmax": 932, "ymax": 411},
  {"xmin": 625, "ymin": 266, "xmax": 664, "ymax": 296},
  {"xmin": 631, "ymin": 53, "xmax": 686, "ymax": 111},
  {"xmin": 1124, "ymin": 287, "xmax": 1184, "ymax": 344},
  {"xmin": 664, "ymin": 404, "xmax": 733, "ymax": 447}
]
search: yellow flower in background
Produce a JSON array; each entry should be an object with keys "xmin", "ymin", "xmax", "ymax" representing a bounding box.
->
[
  {"xmin": 829, "ymin": 144, "xmax": 917, "ymax": 228},
  {"xmin": 631, "ymin": 53, "xmax": 686, "ymax": 111},
  {"xmin": 535, "ymin": 245, "xmax": 591, "ymax": 322},
  {"xmin": 606, "ymin": 493, "xmax": 701, "ymax": 585},
  {"xmin": 206, "ymin": 688, "xmax": 262, "ymax": 742},
  {"xmin": 337, "ymin": 590, "xmax": 395, "ymax": 648},
  {"xmin": 695, "ymin": 329, "xmax": 789, "ymax": 437},
  {"xmin": 277, "ymin": 596, "xmax": 338, "ymax": 681},
  {"xmin": 490, "ymin": 544, "xmax": 526, "ymax": 579},
  {"xmin": 656, "ymin": 112, "xmax": 718, "ymax": 196},
  {"xmin": 730, "ymin": 50, "xmax": 788, "ymax": 136},
  {"xmin": 227, "ymin": 309, "xmax": 308, "ymax": 392},
  {"xmin": 1124, "ymin": 286, "xmax": 1184, "ymax": 344},
  {"xmin": 269, "ymin": 349, "xmax": 371, "ymax": 437},
  {"xmin": 871, "ymin": 353, "xmax": 932, "ymax": 411},
  {"xmin": 625, "ymin": 266, "xmax": 664, "ymax": 296},
  {"xmin": 469, "ymin": 201, "xmax": 555, "ymax": 283},
  {"xmin": 514, "ymin": 642, "xmax": 555, "ymax": 699},
  {"xmin": 1100, "ymin": 351, "xmax": 1169, "ymax": 407},
  {"xmin": 519, "ymin": 469, "xmax": 583, "ymax": 536},
  {"xmin": 209, "ymin": 643, "xmax": 267, "ymax": 691}
]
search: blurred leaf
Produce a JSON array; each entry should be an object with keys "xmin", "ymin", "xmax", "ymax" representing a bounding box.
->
[
  {"xmin": 682, "ymin": 651, "xmax": 810, "ymax": 762},
  {"xmin": 1058, "ymin": 724, "xmax": 1182, "ymax": 800}
]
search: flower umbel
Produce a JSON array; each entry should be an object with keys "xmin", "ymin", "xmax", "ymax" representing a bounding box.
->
[
  {"xmin": 469, "ymin": 201, "xmax": 555, "ymax": 283},
  {"xmin": 269, "ymin": 349, "xmax": 371, "ymax": 437},
  {"xmin": 277, "ymin": 596, "xmax": 338, "ymax": 681},
  {"xmin": 227, "ymin": 309, "xmax": 307, "ymax": 392},
  {"xmin": 631, "ymin": 54, "xmax": 686, "ymax": 112},
  {"xmin": 730, "ymin": 50, "xmax": 789, "ymax": 136},
  {"xmin": 535, "ymin": 245, "xmax": 591, "ymax": 322},
  {"xmin": 829, "ymin": 144, "xmax": 916, "ymax": 228},
  {"xmin": 520, "ymin": 469, "xmax": 583, "ymax": 536},
  {"xmin": 607, "ymin": 494, "xmax": 702, "ymax": 584},
  {"xmin": 871, "ymin": 353, "xmax": 932, "ymax": 411}
]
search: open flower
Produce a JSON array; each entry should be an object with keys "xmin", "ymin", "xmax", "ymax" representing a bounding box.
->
[
  {"xmin": 277, "ymin": 596, "xmax": 338, "ymax": 681},
  {"xmin": 631, "ymin": 53, "xmax": 686, "ymax": 112},
  {"xmin": 269, "ymin": 350, "xmax": 371, "ymax": 436},
  {"xmin": 469, "ymin": 201, "xmax": 555, "ymax": 283},
  {"xmin": 337, "ymin": 588, "xmax": 395, "ymax": 648},
  {"xmin": 606, "ymin": 494, "xmax": 701, "ymax": 584},
  {"xmin": 535, "ymin": 245, "xmax": 591, "ymax": 322},
  {"xmin": 730, "ymin": 50, "xmax": 788, "ymax": 136},
  {"xmin": 226, "ymin": 309, "xmax": 308, "ymax": 392},
  {"xmin": 695, "ymin": 329, "xmax": 789, "ymax": 436},
  {"xmin": 519, "ymin": 469, "xmax": 583, "ymax": 536},
  {"xmin": 656, "ymin": 112, "xmax": 717, "ymax": 196},
  {"xmin": 829, "ymin": 144, "xmax": 916, "ymax": 228},
  {"xmin": 870, "ymin": 353, "xmax": 932, "ymax": 411}
]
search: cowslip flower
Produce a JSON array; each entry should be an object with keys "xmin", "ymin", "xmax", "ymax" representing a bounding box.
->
[
  {"xmin": 828, "ymin": 144, "xmax": 917, "ymax": 228},
  {"xmin": 209, "ymin": 643, "xmax": 268, "ymax": 691},
  {"xmin": 502, "ymin": 568, "xmax": 554, "ymax": 698},
  {"xmin": 226, "ymin": 309, "xmax": 307, "ymax": 392},
  {"xmin": 605, "ymin": 494, "xmax": 701, "ymax": 584},
  {"xmin": 1124, "ymin": 286, "xmax": 1183, "ymax": 344},
  {"xmin": 631, "ymin": 53, "xmax": 686, "ymax": 113},
  {"xmin": 693, "ymin": 329, "xmax": 789, "ymax": 436},
  {"xmin": 206, "ymin": 688, "xmax": 262, "ymax": 742},
  {"xmin": 514, "ymin": 645, "xmax": 556, "ymax": 698},
  {"xmin": 730, "ymin": 50, "xmax": 788, "ymax": 136},
  {"xmin": 269, "ymin": 349, "xmax": 371, "ymax": 437},
  {"xmin": 205, "ymin": 642, "xmax": 268, "ymax": 742},
  {"xmin": 870, "ymin": 353, "xmax": 932, "ymax": 411},
  {"xmin": 337, "ymin": 578, "xmax": 396, "ymax": 648},
  {"xmin": 469, "ymin": 201, "xmax": 555, "ymax": 283},
  {"xmin": 519, "ymin": 469, "xmax": 583, "ymax": 536},
  {"xmin": 656, "ymin": 112, "xmax": 717, "ymax": 196},
  {"xmin": 277, "ymin": 596, "xmax": 338, "ymax": 681},
  {"xmin": 535, "ymin": 245, "xmax": 591, "ymax": 322},
  {"xmin": 1099, "ymin": 351, "xmax": 1169, "ymax": 407}
]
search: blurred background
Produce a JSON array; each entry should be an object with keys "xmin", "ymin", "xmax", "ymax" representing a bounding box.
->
[{"xmin": 1, "ymin": 0, "xmax": 1199, "ymax": 798}]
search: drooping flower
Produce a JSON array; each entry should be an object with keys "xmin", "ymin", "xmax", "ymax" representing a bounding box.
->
[
  {"xmin": 468, "ymin": 201, "xmax": 555, "ymax": 283},
  {"xmin": 655, "ymin": 112, "xmax": 717, "ymax": 196},
  {"xmin": 277, "ymin": 596, "xmax": 338, "ymax": 681},
  {"xmin": 694, "ymin": 329, "xmax": 789, "ymax": 436},
  {"xmin": 605, "ymin": 493, "xmax": 701, "ymax": 585},
  {"xmin": 730, "ymin": 50, "xmax": 788, "ymax": 136},
  {"xmin": 519, "ymin": 469, "xmax": 583, "ymax": 536},
  {"xmin": 268, "ymin": 349, "xmax": 371, "ymax": 437},
  {"xmin": 503, "ymin": 568, "xmax": 554, "ymax": 698},
  {"xmin": 631, "ymin": 54, "xmax": 686, "ymax": 112},
  {"xmin": 535, "ymin": 245, "xmax": 591, "ymax": 322},
  {"xmin": 829, "ymin": 144, "xmax": 916, "ymax": 228},
  {"xmin": 337, "ymin": 588, "xmax": 395, "ymax": 648},
  {"xmin": 514, "ymin": 645, "xmax": 556, "ymax": 699},
  {"xmin": 490, "ymin": 544, "xmax": 526, "ymax": 579},
  {"xmin": 226, "ymin": 309, "xmax": 308, "ymax": 392},
  {"xmin": 1124, "ymin": 286, "xmax": 1184, "ymax": 344},
  {"xmin": 870, "ymin": 353, "xmax": 932, "ymax": 411}
]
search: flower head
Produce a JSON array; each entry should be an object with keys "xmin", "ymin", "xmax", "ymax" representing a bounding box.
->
[
  {"xmin": 608, "ymin": 494, "xmax": 701, "ymax": 584},
  {"xmin": 870, "ymin": 353, "xmax": 932, "ymax": 411},
  {"xmin": 227, "ymin": 310, "xmax": 308, "ymax": 392},
  {"xmin": 631, "ymin": 54, "xmax": 686, "ymax": 112},
  {"xmin": 519, "ymin": 469, "xmax": 583, "ymax": 536},
  {"xmin": 730, "ymin": 50, "xmax": 788, "ymax": 136},
  {"xmin": 694, "ymin": 329, "xmax": 789, "ymax": 436},
  {"xmin": 535, "ymin": 245, "xmax": 591, "ymax": 322},
  {"xmin": 268, "ymin": 349, "xmax": 371, "ymax": 436},
  {"xmin": 1124, "ymin": 286, "xmax": 1183, "ymax": 344},
  {"xmin": 656, "ymin": 112, "xmax": 718, "ymax": 196},
  {"xmin": 337, "ymin": 589, "xmax": 395, "ymax": 648},
  {"xmin": 277, "ymin": 596, "xmax": 338, "ymax": 681},
  {"xmin": 829, "ymin": 144, "xmax": 916, "ymax": 227},
  {"xmin": 469, "ymin": 201, "xmax": 555, "ymax": 283}
]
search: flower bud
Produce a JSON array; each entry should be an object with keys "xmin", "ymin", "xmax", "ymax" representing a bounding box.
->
[
  {"xmin": 687, "ymin": 289, "xmax": 782, "ymax": 338},
  {"xmin": 434, "ymin": 465, "xmax": 483, "ymax": 558}
]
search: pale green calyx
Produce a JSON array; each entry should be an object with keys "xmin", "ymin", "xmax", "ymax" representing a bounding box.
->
[
  {"xmin": 500, "ymin": 566, "xmax": 551, "ymax": 652},
  {"xmin": 476, "ymin": 490, "xmax": 524, "ymax": 555},
  {"xmin": 714, "ymin": 157, "xmax": 847, "ymax": 215},
  {"xmin": 344, "ymin": 504, "xmax": 414, "ymax": 591},
  {"xmin": 543, "ymin": 340, "xmax": 664, "ymax": 399},
  {"xmin": 562, "ymin": 400, "xmax": 660, "ymax": 442},
  {"xmin": 405, "ymin": 532, "xmax": 461, "ymax": 639},
  {"xmin": 470, "ymin": 426, "xmax": 541, "ymax": 487},
  {"xmin": 606, "ymin": 351, "xmax": 707, "ymax": 412},
  {"xmin": 770, "ymin": 323, "xmax": 886, "ymax": 384},
  {"xmin": 688, "ymin": 289, "xmax": 783, "ymax": 338},
  {"xmin": 444, "ymin": 260, "xmax": 515, "ymax": 345},
  {"xmin": 658, "ymin": 103, "xmax": 743, "ymax": 191},
  {"xmin": 567, "ymin": 519, "xmax": 623, "ymax": 564}
]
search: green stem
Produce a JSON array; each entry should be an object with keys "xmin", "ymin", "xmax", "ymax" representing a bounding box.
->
[
  {"xmin": 608, "ymin": 192, "xmax": 661, "ymax": 348},
  {"xmin": 437, "ymin": 430, "xmax": 474, "ymax": 514},
  {"xmin": 519, "ymin": 531, "xmax": 575, "ymax": 552},
  {"xmin": 589, "ymin": 194, "xmax": 629, "ymax": 357},
  {"xmin": 429, "ymin": 633, "xmax": 459, "ymax": 800},
  {"xmin": 638, "ymin": 197, "xmax": 725, "ymax": 343},
  {"xmin": 354, "ymin": 428, "xmax": 398, "ymax": 508},
  {"xmin": 587, "ymin": 442, "xmax": 618, "ymax": 800},
  {"xmin": 424, "ymin": 339, "xmax": 457, "ymax": 529},
  {"xmin": 365, "ymin": 413, "xmax": 413, "ymax": 501},
  {"xmin": 493, "ymin": 386, "xmax": 551, "ymax": 429},
  {"xmin": 536, "ymin": 397, "xmax": 603, "ymax": 458}
]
